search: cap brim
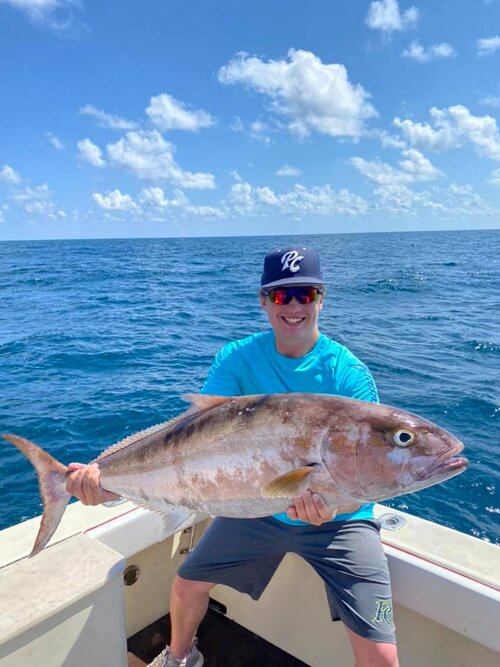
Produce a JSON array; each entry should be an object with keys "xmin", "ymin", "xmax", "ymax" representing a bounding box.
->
[{"xmin": 261, "ymin": 276, "xmax": 325, "ymax": 289}]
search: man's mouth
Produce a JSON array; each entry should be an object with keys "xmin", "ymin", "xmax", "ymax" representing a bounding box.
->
[{"xmin": 281, "ymin": 316, "xmax": 306, "ymax": 326}]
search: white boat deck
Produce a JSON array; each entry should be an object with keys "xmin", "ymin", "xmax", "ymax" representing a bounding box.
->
[{"xmin": 0, "ymin": 501, "xmax": 499, "ymax": 666}]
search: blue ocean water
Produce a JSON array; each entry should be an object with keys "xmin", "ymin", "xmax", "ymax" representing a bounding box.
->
[{"xmin": 0, "ymin": 231, "xmax": 498, "ymax": 544}]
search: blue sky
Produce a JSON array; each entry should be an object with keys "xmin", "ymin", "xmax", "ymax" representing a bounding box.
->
[{"xmin": 1, "ymin": 0, "xmax": 500, "ymax": 240}]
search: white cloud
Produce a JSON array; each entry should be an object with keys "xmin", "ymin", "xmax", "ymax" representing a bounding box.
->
[
  {"xmin": 80, "ymin": 104, "xmax": 137, "ymax": 131},
  {"xmin": 276, "ymin": 164, "xmax": 302, "ymax": 177},
  {"xmin": 139, "ymin": 186, "xmax": 189, "ymax": 209},
  {"xmin": 218, "ymin": 49, "xmax": 376, "ymax": 140},
  {"xmin": 479, "ymin": 95, "xmax": 500, "ymax": 108},
  {"xmin": 106, "ymin": 130, "xmax": 215, "ymax": 189},
  {"xmin": 92, "ymin": 189, "xmax": 137, "ymax": 211},
  {"xmin": 477, "ymin": 36, "xmax": 500, "ymax": 56},
  {"xmin": 489, "ymin": 168, "xmax": 500, "ymax": 186},
  {"xmin": 249, "ymin": 120, "xmax": 271, "ymax": 144},
  {"xmin": 402, "ymin": 40, "xmax": 456, "ymax": 63},
  {"xmin": 366, "ymin": 0, "xmax": 418, "ymax": 35},
  {"xmin": 394, "ymin": 105, "xmax": 500, "ymax": 160},
  {"xmin": 370, "ymin": 128, "xmax": 407, "ymax": 149},
  {"xmin": 227, "ymin": 181, "xmax": 368, "ymax": 217},
  {"xmin": 1, "ymin": 0, "xmax": 82, "ymax": 31},
  {"xmin": 369, "ymin": 181, "xmax": 497, "ymax": 217},
  {"xmin": 12, "ymin": 183, "xmax": 65, "ymax": 218},
  {"xmin": 0, "ymin": 164, "xmax": 22, "ymax": 184},
  {"xmin": 46, "ymin": 132, "xmax": 63, "ymax": 150},
  {"xmin": 146, "ymin": 94, "xmax": 214, "ymax": 132},
  {"xmin": 351, "ymin": 149, "xmax": 441, "ymax": 185},
  {"xmin": 77, "ymin": 138, "xmax": 106, "ymax": 168},
  {"xmin": 92, "ymin": 186, "xmax": 224, "ymax": 219}
]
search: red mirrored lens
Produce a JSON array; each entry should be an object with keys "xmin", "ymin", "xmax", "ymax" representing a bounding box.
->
[{"xmin": 266, "ymin": 287, "xmax": 321, "ymax": 305}]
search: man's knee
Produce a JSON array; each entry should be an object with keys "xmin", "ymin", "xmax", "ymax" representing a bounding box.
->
[
  {"xmin": 346, "ymin": 627, "xmax": 399, "ymax": 667},
  {"xmin": 171, "ymin": 574, "xmax": 215, "ymax": 601}
]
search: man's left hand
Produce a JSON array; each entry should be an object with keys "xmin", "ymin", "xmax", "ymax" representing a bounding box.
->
[{"xmin": 287, "ymin": 490, "xmax": 333, "ymax": 525}]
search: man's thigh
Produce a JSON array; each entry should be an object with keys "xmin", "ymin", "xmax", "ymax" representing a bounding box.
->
[
  {"xmin": 178, "ymin": 517, "xmax": 286, "ymax": 600},
  {"xmin": 299, "ymin": 519, "xmax": 396, "ymax": 644}
]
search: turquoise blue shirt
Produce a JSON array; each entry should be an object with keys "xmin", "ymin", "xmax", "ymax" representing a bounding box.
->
[{"xmin": 201, "ymin": 331, "xmax": 378, "ymax": 525}]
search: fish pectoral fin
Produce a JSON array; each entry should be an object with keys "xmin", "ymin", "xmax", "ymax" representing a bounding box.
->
[
  {"xmin": 263, "ymin": 464, "xmax": 319, "ymax": 498},
  {"xmin": 183, "ymin": 394, "xmax": 234, "ymax": 411}
]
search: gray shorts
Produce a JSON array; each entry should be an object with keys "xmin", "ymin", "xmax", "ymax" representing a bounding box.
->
[{"xmin": 178, "ymin": 516, "xmax": 396, "ymax": 644}]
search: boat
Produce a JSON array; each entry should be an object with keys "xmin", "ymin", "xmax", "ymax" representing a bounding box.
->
[{"xmin": 0, "ymin": 499, "xmax": 499, "ymax": 666}]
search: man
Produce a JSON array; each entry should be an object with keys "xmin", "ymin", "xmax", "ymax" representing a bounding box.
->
[{"xmin": 67, "ymin": 247, "xmax": 399, "ymax": 667}]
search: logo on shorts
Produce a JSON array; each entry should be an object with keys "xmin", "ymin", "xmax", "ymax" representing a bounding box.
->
[
  {"xmin": 281, "ymin": 250, "xmax": 304, "ymax": 273},
  {"xmin": 372, "ymin": 598, "xmax": 394, "ymax": 625}
]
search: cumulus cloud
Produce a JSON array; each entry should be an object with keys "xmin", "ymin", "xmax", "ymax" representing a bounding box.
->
[
  {"xmin": 106, "ymin": 130, "xmax": 215, "ymax": 189},
  {"xmin": 489, "ymin": 168, "xmax": 500, "ymax": 186},
  {"xmin": 92, "ymin": 186, "xmax": 224, "ymax": 219},
  {"xmin": 46, "ymin": 132, "xmax": 63, "ymax": 150},
  {"xmin": 402, "ymin": 41, "xmax": 456, "ymax": 63},
  {"xmin": 477, "ymin": 36, "xmax": 500, "ymax": 56},
  {"xmin": 394, "ymin": 105, "xmax": 500, "ymax": 160},
  {"xmin": 139, "ymin": 186, "xmax": 189, "ymax": 209},
  {"xmin": 227, "ymin": 181, "xmax": 368, "ymax": 217},
  {"xmin": 0, "ymin": 164, "xmax": 21, "ymax": 184},
  {"xmin": 92, "ymin": 189, "xmax": 137, "ymax": 211},
  {"xmin": 77, "ymin": 138, "xmax": 106, "ymax": 168},
  {"xmin": 351, "ymin": 149, "xmax": 441, "ymax": 186},
  {"xmin": 1, "ymin": 0, "xmax": 83, "ymax": 31},
  {"xmin": 479, "ymin": 95, "xmax": 500, "ymax": 108},
  {"xmin": 80, "ymin": 104, "xmax": 137, "ymax": 131},
  {"xmin": 218, "ymin": 49, "xmax": 376, "ymax": 140},
  {"xmin": 276, "ymin": 164, "xmax": 302, "ymax": 177},
  {"xmin": 146, "ymin": 94, "xmax": 214, "ymax": 132},
  {"xmin": 365, "ymin": 0, "xmax": 418, "ymax": 35},
  {"xmin": 12, "ymin": 183, "xmax": 65, "ymax": 218}
]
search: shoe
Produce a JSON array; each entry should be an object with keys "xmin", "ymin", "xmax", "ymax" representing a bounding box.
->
[{"xmin": 146, "ymin": 639, "xmax": 204, "ymax": 667}]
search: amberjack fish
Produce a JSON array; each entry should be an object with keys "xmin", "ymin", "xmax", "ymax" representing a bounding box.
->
[{"xmin": 3, "ymin": 393, "xmax": 468, "ymax": 556}]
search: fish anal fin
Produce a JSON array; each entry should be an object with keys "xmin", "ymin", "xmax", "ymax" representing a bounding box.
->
[
  {"xmin": 183, "ymin": 394, "xmax": 234, "ymax": 411},
  {"xmin": 263, "ymin": 465, "xmax": 318, "ymax": 498},
  {"xmin": 137, "ymin": 502, "xmax": 207, "ymax": 539}
]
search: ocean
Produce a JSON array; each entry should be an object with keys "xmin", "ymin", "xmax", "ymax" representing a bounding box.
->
[{"xmin": 0, "ymin": 230, "xmax": 498, "ymax": 544}]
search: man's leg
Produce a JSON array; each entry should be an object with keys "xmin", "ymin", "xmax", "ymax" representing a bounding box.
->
[
  {"xmin": 345, "ymin": 627, "xmax": 399, "ymax": 667},
  {"xmin": 169, "ymin": 575, "xmax": 215, "ymax": 659}
]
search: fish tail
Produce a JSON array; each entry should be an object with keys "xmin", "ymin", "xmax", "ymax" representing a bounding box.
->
[{"xmin": 3, "ymin": 433, "xmax": 70, "ymax": 556}]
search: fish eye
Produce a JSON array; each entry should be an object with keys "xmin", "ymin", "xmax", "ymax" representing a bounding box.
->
[{"xmin": 393, "ymin": 430, "xmax": 414, "ymax": 447}]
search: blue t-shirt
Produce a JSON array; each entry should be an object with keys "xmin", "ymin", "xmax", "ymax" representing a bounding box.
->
[{"xmin": 201, "ymin": 331, "xmax": 378, "ymax": 525}]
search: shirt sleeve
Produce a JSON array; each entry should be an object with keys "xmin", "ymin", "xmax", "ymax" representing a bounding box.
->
[
  {"xmin": 201, "ymin": 343, "xmax": 242, "ymax": 397},
  {"xmin": 335, "ymin": 349, "xmax": 379, "ymax": 403}
]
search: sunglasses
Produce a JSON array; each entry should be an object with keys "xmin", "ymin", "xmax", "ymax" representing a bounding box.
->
[{"xmin": 263, "ymin": 286, "xmax": 324, "ymax": 305}]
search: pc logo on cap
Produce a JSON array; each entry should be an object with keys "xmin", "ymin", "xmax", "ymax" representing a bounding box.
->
[{"xmin": 261, "ymin": 247, "xmax": 324, "ymax": 289}]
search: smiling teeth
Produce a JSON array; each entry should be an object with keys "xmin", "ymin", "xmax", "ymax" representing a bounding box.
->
[{"xmin": 283, "ymin": 317, "xmax": 303, "ymax": 322}]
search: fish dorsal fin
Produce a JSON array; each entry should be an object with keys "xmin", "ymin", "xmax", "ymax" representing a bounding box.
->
[
  {"xmin": 93, "ymin": 409, "xmax": 198, "ymax": 463},
  {"xmin": 263, "ymin": 465, "xmax": 318, "ymax": 497},
  {"xmin": 183, "ymin": 394, "xmax": 234, "ymax": 411}
]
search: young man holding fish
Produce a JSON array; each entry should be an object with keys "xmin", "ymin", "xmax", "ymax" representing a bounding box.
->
[{"xmin": 67, "ymin": 246, "xmax": 400, "ymax": 667}]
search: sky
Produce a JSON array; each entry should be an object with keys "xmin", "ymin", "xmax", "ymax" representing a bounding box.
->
[{"xmin": 1, "ymin": 0, "xmax": 500, "ymax": 240}]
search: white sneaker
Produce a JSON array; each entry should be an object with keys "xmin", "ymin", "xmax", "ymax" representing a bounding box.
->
[{"xmin": 146, "ymin": 639, "xmax": 204, "ymax": 667}]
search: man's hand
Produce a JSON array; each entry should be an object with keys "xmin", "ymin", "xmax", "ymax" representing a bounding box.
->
[
  {"xmin": 287, "ymin": 490, "xmax": 333, "ymax": 525},
  {"xmin": 66, "ymin": 463, "xmax": 120, "ymax": 506}
]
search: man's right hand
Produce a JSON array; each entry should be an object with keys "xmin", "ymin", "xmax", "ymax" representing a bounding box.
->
[{"xmin": 66, "ymin": 463, "xmax": 120, "ymax": 505}]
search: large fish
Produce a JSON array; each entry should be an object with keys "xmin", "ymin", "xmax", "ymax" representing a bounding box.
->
[{"xmin": 3, "ymin": 393, "xmax": 468, "ymax": 556}]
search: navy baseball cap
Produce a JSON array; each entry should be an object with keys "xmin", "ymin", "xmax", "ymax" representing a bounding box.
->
[{"xmin": 261, "ymin": 246, "xmax": 324, "ymax": 289}]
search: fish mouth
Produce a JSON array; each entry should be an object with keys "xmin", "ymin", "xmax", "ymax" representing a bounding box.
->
[{"xmin": 414, "ymin": 455, "xmax": 469, "ymax": 483}]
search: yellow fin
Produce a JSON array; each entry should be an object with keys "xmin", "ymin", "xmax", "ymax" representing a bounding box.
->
[
  {"xmin": 263, "ymin": 465, "xmax": 317, "ymax": 497},
  {"xmin": 183, "ymin": 394, "xmax": 234, "ymax": 410}
]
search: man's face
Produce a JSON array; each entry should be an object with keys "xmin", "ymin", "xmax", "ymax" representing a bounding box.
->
[{"xmin": 260, "ymin": 285, "xmax": 324, "ymax": 344}]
